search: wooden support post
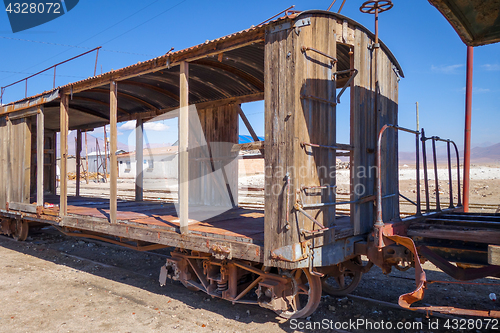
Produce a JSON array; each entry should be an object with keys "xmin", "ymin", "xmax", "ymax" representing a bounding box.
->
[
  {"xmin": 103, "ymin": 124, "xmax": 108, "ymax": 178},
  {"xmin": 59, "ymin": 94, "xmax": 69, "ymax": 216},
  {"xmin": 85, "ymin": 132, "xmax": 89, "ymax": 184},
  {"xmin": 76, "ymin": 129, "xmax": 82, "ymax": 197},
  {"xmin": 179, "ymin": 61, "xmax": 189, "ymax": 234},
  {"xmin": 110, "ymin": 81, "xmax": 118, "ymax": 223},
  {"xmin": 36, "ymin": 106, "xmax": 44, "ymax": 207},
  {"xmin": 135, "ymin": 118, "xmax": 144, "ymax": 201}
]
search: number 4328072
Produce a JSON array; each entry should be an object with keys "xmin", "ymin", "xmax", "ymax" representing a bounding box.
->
[{"xmin": 5, "ymin": 2, "xmax": 61, "ymax": 14}]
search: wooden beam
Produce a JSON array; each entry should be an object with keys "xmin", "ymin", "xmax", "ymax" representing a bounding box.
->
[
  {"xmin": 110, "ymin": 81, "xmax": 118, "ymax": 223},
  {"xmin": 59, "ymin": 94, "xmax": 69, "ymax": 217},
  {"xmin": 135, "ymin": 118, "xmax": 144, "ymax": 201},
  {"xmin": 76, "ymin": 129, "xmax": 81, "ymax": 196},
  {"xmin": 231, "ymin": 141, "xmax": 264, "ymax": 152},
  {"xmin": 237, "ymin": 105, "xmax": 264, "ymax": 156},
  {"xmin": 36, "ymin": 106, "xmax": 44, "ymax": 207},
  {"xmin": 85, "ymin": 131, "xmax": 89, "ymax": 184},
  {"xmin": 179, "ymin": 61, "xmax": 189, "ymax": 235}
]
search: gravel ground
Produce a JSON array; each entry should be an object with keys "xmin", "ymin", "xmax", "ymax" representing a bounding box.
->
[{"xmin": 0, "ymin": 229, "xmax": 499, "ymax": 333}]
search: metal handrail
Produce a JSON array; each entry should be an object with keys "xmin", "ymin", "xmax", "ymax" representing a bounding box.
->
[
  {"xmin": 301, "ymin": 46, "xmax": 338, "ymax": 64},
  {"xmin": 1, "ymin": 47, "xmax": 101, "ymax": 104},
  {"xmin": 375, "ymin": 124, "xmax": 420, "ymax": 248},
  {"xmin": 421, "ymin": 134, "xmax": 462, "ymax": 211}
]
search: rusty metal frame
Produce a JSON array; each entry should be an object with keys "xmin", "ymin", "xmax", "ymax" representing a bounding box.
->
[
  {"xmin": 301, "ymin": 46, "xmax": 338, "ymax": 65},
  {"xmin": 169, "ymin": 251, "xmax": 288, "ymax": 304},
  {"xmin": 0, "ymin": 47, "xmax": 101, "ymax": 104}
]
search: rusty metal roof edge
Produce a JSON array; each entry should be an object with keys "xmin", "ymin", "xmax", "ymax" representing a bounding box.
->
[
  {"xmin": 58, "ymin": 15, "xmax": 294, "ymax": 90},
  {"xmin": 427, "ymin": 0, "xmax": 474, "ymax": 46},
  {"xmin": 1, "ymin": 14, "xmax": 296, "ymax": 109},
  {"xmin": 0, "ymin": 89, "xmax": 59, "ymax": 114},
  {"xmin": 296, "ymin": 10, "xmax": 405, "ymax": 78}
]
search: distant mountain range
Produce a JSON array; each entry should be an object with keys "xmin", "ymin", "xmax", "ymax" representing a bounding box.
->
[
  {"xmin": 399, "ymin": 143, "xmax": 500, "ymax": 163},
  {"xmin": 63, "ymin": 130, "xmax": 499, "ymax": 163},
  {"xmin": 470, "ymin": 143, "xmax": 500, "ymax": 162}
]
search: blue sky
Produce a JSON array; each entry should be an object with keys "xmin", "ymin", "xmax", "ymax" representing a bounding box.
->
[{"xmin": 1, "ymin": 0, "xmax": 499, "ymax": 151}]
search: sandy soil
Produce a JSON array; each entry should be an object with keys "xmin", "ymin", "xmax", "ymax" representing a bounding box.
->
[
  {"xmin": 2, "ymin": 163, "xmax": 499, "ymax": 332},
  {"xmin": 1, "ymin": 231, "xmax": 498, "ymax": 333}
]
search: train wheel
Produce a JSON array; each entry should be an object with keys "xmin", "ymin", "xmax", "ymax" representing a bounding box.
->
[
  {"xmin": 12, "ymin": 220, "xmax": 29, "ymax": 242},
  {"xmin": 322, "ymin": 257, "xmax": 363, "ymax": 296},
  {"xmin": 277, "ymin": 268, "xmax": 322, "ymax": 319}
]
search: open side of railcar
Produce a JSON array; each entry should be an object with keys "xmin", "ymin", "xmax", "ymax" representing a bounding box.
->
[{"xmin": 1, "ymin": 9, "xmax": 499, "ymax": 319}]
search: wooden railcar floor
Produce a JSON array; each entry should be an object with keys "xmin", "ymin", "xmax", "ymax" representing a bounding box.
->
[{"xmin": 40, "ymin": 195, "xmax": 265, "ymax": 244}]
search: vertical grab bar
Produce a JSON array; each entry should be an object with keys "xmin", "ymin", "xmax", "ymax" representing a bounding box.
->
[
  {"xmin": 451, "ymin": 141, "xmax": 462, "ymax": 207},
  {"xmin": 447, "ymin": 141, "xmax": 454, "ymax": 208},
  {"xmin": 415, "ymin": 131, "xmax": 421, "ymax": 216},
  {"xmin": 431, "ymin": 137, "xmax": 441, "ymax": 211},
  {"xmin": 421, "ymin": 129, "xmax": 430, "ymax": 213},
  {"xmin": 376, "ymin": 124, "xmax": 419, "ymax": 248}
]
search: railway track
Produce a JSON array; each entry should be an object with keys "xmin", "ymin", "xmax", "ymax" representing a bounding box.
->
[{"xmin": 63, "ymin": 184, "xmax": 499, "ymax": 217}]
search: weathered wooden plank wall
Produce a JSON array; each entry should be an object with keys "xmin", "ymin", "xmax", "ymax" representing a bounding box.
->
[
  {"xmin": 264, "ymin": 14, "xmax": 338, "ymax": 268},
  {"xmin": 0, "ymin": 115, "xmax": 32, "ymax": 207},
  {"xmin": 378, "ymin": 48, "xmax": 399, "ymax": 222},
  {"xmin": 0, "ymin": 117, "xmax": 7, "ymax": 208},
  {"xmin": 350, "ymin": 27, "xmax": 399, "ymax": 235},
  {"xmin": 188, "ymin": 104, "xmax": 239, "ymax": 207},
  {"xmin": 44, "ymin": 131, "xmax": 57, "ymax": 196}
]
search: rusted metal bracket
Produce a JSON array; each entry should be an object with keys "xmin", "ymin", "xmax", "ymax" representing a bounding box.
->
[
  {"xmin": 300, "ymin": 141, "xmax": 353, "ymax": 151},
  {"xmin": 294, "ymin": 202, "xmax": 330, "ymax": 235},
  {"xmin": 294, "ymin": 17, "xmax": 311, "ymax": 35},
  {"xmin": 308, "ymin": 244, "xmax": 324, "ymax": 277},
  {"xmin": 301, "ymin": 46, "xmax": 338, "ymax": 65},
  {"xmin": 285, "ymin": 172, "xmax": 291, "ymax": 230},
  {"xmin": 332, "ymin": 68, "xmax": 358, "ymax": 104},
  {"xmin": 209, "ymin": 242, "xmax": 232, "ymax": 260},
  {"xmin": 383, "ymin": 235, "xmax": 500, "ymax": 318},
  {"xmin": 270, "ymin": 242, "xmax": 308, "ymax": 262}
]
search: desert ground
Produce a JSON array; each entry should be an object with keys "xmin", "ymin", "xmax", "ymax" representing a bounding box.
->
[{"xmin": 0, "ymin": 161, "xmax": 499, "ymax": 332}]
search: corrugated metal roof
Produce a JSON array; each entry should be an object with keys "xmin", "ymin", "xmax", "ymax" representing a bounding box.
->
[{"xmin": 1, "ymin": 10, "xmax": 404, "ymax": 127}]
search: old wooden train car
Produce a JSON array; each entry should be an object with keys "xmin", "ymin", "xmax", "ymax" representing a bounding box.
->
[{"xmin": 1, "ymin": 6, "xmax": 499, "ymax": 319}]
